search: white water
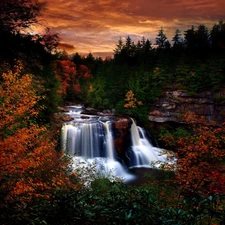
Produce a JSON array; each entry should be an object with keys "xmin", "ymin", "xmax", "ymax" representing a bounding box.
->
[
  {"xmin": 61, "ymin": 122, "xmax": 103, "ymax": 158},
  {"xmin": 127, "ymin": 119, "xmax": 168, "ymax": 168},
  {"xmin": 102, "ymin": 121, "xmax": 115, "ymax": 160},
  {"xmin": 61, "ymin": 107, "xmax": 135, "ymax": 183},
  {"xmin": 61, "ymin": 106, "xmax": 169, "ymax": 184}
]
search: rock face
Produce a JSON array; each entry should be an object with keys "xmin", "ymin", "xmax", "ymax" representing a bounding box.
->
[
  {"xmin": 148, "ymin": 89, "xmax": 225, "ymax": 125},
  {"xmin": 113, "ymin": 117, "xmax": 132, "ymax": 155}
]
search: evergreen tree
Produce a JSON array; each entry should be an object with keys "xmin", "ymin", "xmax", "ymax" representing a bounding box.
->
[
  {"xmin": 195, "ymin": 25, "xmax": 210, "ymax": 52},
  {"xmin": 211, "ymin": 20, "xmax": 225, "ymax": 51},
  {"xmin": 125, "ymin": 36, "xmax": 132, "ymax": 50},
  {"xmin": 155, "ymin": 27, "xmax": 168, "ymax": 49},
  {"xmin": 141, "ymin": 36, "xmax": 146, "ymax": 47},
  {"xmin": 114, "ymin": 38, "xmax": 123, "ymax": 55},
  {"xmin": 114, "ymin": 36, "xmax": 137, "ymax": 65},
  {"xmin": 172, "ymin": 29, "xmax": 183, "ymax": 47},
  {"xmin": 136, "ymin": 40, "xmax": 142, "ymax": 53},
  {"xmin": 72, "ymin": 52, "xmax": 82, "ymax": 64},
  {"xmin": 184, "ymin": 26, "xmax": 197, "ymax": 53},
  {"xmin": 143, "ymin": 39, "xmax": 152, "ymax": 52},
  {"xmin": 171, "ymin": 29, "xmax": 184, "ymax": 55}
]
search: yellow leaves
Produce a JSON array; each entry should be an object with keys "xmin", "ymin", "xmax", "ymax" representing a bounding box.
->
[
  {"xmin": 0, "ymin": 62, "xmax": 79, "ymax": 204},
  {"xmin": 0, "ymin": 64, "xmax": 39, "ymax": 133},
  {"xmin": 124, "ymin": 90, "xmax": 143, "ymax": 109}
]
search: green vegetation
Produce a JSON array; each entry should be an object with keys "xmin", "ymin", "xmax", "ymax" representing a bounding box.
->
[
  {"xmin": 3, "ymin": 170, "xmax": 225, "ymax": 225},
  {"xmin": 79, "ymin": 21, "xmax": 225, "ymax": 122}
]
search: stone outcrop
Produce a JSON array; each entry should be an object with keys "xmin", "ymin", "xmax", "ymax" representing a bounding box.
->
[
  {"xmin": 113, "ymin": 117, "xmax": 132, "ymax": 155},
  {"xmin": 149, "ymin": 89, "xmax": 225, "ymax": 125}
]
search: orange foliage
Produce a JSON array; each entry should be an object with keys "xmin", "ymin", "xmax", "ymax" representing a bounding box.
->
[
  {"xmin": 124, "ymin": 90, "xmax": 142, "ymax": 108},
  {"xmin": 78, "ymin": 65, "xmax": 91, "ymax": 80},
  {"xmin": 0, "ymin": 63, "xmax": 39, "ymax": 134},
  {"xmin": 53, "ymin": 60, "xmax": 92, "ymax": 98},
  {"xmin": 53, "ymin": 59, "xmax": 77, "ymax": 97},
  {"xmin": 165, "ymin": 112, "xmax": 225, "ymax": 195},
  {"xmin": 0, "ymin": 64, "xmax": 79, "ymax": 204}
]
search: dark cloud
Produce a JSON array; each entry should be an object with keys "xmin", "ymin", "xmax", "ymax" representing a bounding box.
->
[
  {"xmin": 57, "ymin": 42, "xmax": 76, "ymax": 52},
  {"xmin": 40, "ymin": 0, "xmax": 225, "ymax": 55}
]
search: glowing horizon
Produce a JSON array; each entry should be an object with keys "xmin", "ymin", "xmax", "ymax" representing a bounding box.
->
[{"xmin": 39, "ymin": 0, "xmax": 225, "ymax": 57}]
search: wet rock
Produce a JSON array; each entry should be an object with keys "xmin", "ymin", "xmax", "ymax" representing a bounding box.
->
[
  {"xmin": 54, "ymin": 113, "xmax": 73, "ymax": 122},
  {"xmin": 58, "ymin": 106, "xmax": 69, "ymax": 112},
  {"xmin": 81, "ymin": 116, "xmax": 90, "ymax": 119},
  {"xmin": 82, "ymin": 107, "xmax": 98, "ymax": 115},
  {"xmin": 113, "ymin": 117, "xmax": 132, "ymax": 155}
]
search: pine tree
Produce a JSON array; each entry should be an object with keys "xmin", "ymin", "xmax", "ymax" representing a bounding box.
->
[{"xmin": 155, "ymin": 27, "xmax": 168, "ymax": 49}]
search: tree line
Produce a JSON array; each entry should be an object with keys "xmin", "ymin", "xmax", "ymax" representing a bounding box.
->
[{"xmin": 76, "ymin": 21, "xmax": 225, "ymax": 123}]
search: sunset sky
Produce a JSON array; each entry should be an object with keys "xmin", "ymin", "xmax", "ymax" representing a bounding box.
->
[{"xmin": 40, "ymin": 0, "xmax": 225, "ymax": 57}]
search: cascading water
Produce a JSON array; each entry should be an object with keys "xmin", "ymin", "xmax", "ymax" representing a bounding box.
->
[
  {"xmin": 61, "ymin": 105, "xmax": 169, "ymax": 184},
  {"xmin": 62, "ymin": 121, "xmax": 105, "ymax": 158},
  {"xmin": 127, "ymin": 119, "xmax": 168, "ymax": 168},
  {"xmin": 61, "ymin": 105, "xmax": 135, "ymax": 183},
  {"xmin": 102, "ymin": 121, "xmax": 115, "ymax": 160}
]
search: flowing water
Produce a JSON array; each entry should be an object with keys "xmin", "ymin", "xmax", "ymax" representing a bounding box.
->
[
  {"xmin": 126, "ymin": 118, "xmax": 168, "ymax": 169},
  {"xmin": 61, "ymin": 105, "xmax": 169, "ymax": 184}
]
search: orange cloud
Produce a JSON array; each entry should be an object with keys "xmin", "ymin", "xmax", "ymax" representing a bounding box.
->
[{"xmin": 40, "ymin": 0, "xmax": 225, "ymax": 56}]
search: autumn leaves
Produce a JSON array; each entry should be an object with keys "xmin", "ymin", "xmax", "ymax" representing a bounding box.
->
[
  {"xmin": 160, "ymin": 112, "xmax": 225, "ymax": 195},
  {"xmin": 0, "ymin": 63, "xmax": 80, "ymax": 206}
]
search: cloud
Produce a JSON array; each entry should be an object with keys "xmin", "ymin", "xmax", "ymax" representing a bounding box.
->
[
  {"xmin": 57, "ymin": 42, "xmax": 76, "ymax": 52},
  {"xmin": 40, "ymin": 0, "xmax": 225, "ymax": 55}
]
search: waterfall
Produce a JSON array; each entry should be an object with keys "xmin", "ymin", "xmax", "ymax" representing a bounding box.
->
[
  {"xmin": 127, "ymin": 119, "xmax": 168, "ymax": 168},
  {"xmin": 102, "ymin": 121, "xmax": 115, "ymax": 160},
  {"xmin": 61, "ymin": 106, "xmax": 170, "ymax": 184},
  {"xmin": 62, "ymin": 121, "xmax": 105, "ymax": 158},
  {"xmin": 61, "ymin": 113, "xmax": 134, "ymax": 183}
]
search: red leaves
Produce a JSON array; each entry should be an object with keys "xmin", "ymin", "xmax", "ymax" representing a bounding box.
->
[
  {"xmin": 0, "ymin": 63, "xmax": 80, "ymax": 205},
  {"xmin": 53, "ymin": 59, "xmax": 92, "ymax": 99},
  {"xmin": 162, "ymin": 112, "xmax": 225, "ymax": 195},
  {"xmin": 53, "ymin": 59, "xmax": 77, "ymax": 97}
]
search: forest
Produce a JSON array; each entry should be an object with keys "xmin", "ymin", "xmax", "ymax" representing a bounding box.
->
[{"xmin": 1, "ymin": 0, "xmax": 225, "ymax": 224}]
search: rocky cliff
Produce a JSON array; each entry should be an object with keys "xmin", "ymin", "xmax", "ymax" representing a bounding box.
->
[{"xmin": 148, "ymin": 89, "xmax": 225, "ymax": 125}]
